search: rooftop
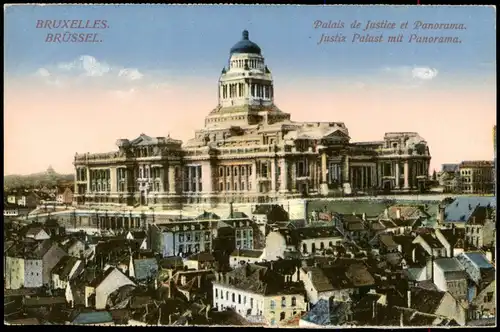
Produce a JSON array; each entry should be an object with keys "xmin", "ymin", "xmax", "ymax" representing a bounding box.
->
[
  {"xmin": 230, "ymin": 249, "xmax": 263, "ymax": 258},
  {"xmin": 443, "ymin": 196, "xmax": 496, "ymax": 223},
  {"xmin": 434, "ymin": 257, "xmax": 464, "ymax": 272},
  {"xmin": 461, "ymin": 252, "xmax": 494, "ymax": 269}
]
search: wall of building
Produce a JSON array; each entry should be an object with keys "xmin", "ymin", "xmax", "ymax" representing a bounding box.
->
[
  {"xmin": 213, "ymin": 283, "xmax": 264, "ymax": 316},
  {"xmin": 435, "ymin": 292, "xmax": 467, "ymax": 326},
  {"xmin": 264, "ymin": 232, "xmax": 287, "ymax": 261},
  {"xmin": 471, "ymin": 281, "xmax": 495, "ymax": 319},
  {"xmin": 42, "ymin": 245, "xmax": 67, "ymax": 286},
  {"xmin": 299, "ymin": 237, "xmax": 343, "ymax": 254},
  {"xmin": 229, "ymin": 255, "xmax": 264, "ymax": 268},
  {"xmin": 24, "ymin": 259, "xmax": 43, "ymax": 288},
  {"xmin": 68, "ymin": 241, "xmax": 86, "ymax": 258},
  {"xmin": 263, "ymin": 293, "xmax": 306, "ymax": 326},
  {"xmin": 95, "ymin": 269, "xmax": 135, "ymax": 310},
  {"xmin": 5, "ymin": 257, "xmax": 25, "ymax": 290}
]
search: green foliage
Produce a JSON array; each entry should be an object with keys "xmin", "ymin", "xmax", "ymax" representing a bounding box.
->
[{"xmin": 4, "ymin": 169, "xmax": 74, "ymax": 190}]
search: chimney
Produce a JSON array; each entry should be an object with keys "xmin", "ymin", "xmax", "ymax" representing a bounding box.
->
[
  {"xmin": 469, "ymin": 204, "xmax": 472, "ymax": 210},
  {"xmin": 362, "ymin": 213, "xmax": 366, "ymax": 221},
  {"xmin": 396, "ymin": 209, "xmax": 401, "ymax": 219},
  {"xmin": 229, "ymin": 202, "xmax": 234, "ymax": 219}
]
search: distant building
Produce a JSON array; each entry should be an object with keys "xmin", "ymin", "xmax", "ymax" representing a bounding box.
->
[
  {"xmin": 432, "ymin": 258, "xmax": 468, "ymax": 301},
  {"xmin": 149, "ymin": 219, "xmax": 217, "ymax": 257},
  {"xmin": 438, "ymin": 196, "xmax": 496, "ymax": 227},
  {"xmin": 51, "ymin": 256, "xmax": 84, "ymax": 290},
  {"xmin": 437, "ymin": 164, "xmax": 460, "ymax": 193},
  {"xmin": 5, "ymin": 240, "xmax": 66, "ymax": 289},
  {"xmin": 212, "ymin": 264, "xmax": 307, "ymax": 326},
  {"xmin": 84, "ymin": 266, "xmax": 136, "ymax": 309},
  {"xmin": 72, "ymin": 30, "xmax": 432, "ymax": 208},
  {"xmin": 459, "ymin": 160, "xmax": 494, "ymax": 194},
  {"xmin": 264, "ymin": 226, "xmax": 343, "ymax": 260},
  {"xmin": 4, "ymin": 203, "xmax": 19, "ymax": 217},
  {"xmin": 56, "ymin": 187, "xmax": 74, "ymax": 205}
]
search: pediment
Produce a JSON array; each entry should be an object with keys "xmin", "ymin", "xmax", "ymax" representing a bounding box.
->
[
  {"xmin": 323, "ymin": 129, "xmax": 351, "ymax": 141},
  {"xmin": 130, "ymin": 134, "xmax": 154, "ymax": 146}
]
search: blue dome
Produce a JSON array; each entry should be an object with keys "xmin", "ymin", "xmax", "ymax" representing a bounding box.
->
[{"xmin": 230, "ymin": 30, "xmax": 261, "ymax": 55}]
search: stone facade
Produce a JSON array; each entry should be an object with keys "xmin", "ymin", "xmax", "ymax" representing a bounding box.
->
[{"xmin": 73, "ymin": 30, "xmax": 431, "ymax": 209}]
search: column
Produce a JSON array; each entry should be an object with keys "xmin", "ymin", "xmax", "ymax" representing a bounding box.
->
[
  {"xmin": 394, "ymin": 162, "xmax": 400, "ymax": 189},
  {"xmin": 159, "ymin": 167, "xmax": 165, "ymax": 192},
  {"xmin": 377, "ymin": 163, "xmax": 382, "ymax": 188},
  {"xmin": 279, "ymin": 158, "xmax": 288, "ymax": 192},
  {"xmin": 371, "ymin": 166, "xmax": 377, "ymax": 187},
  {"xmin": 202, "ymin": 162, "xmax": 213, "ymax": 193},
  {"xmin": 360, "ymin": 167, "xmax": 365, "ymax": 189},
  {"xmin": 321, "ymin": 153, "xmax": 327, "ymax": 183},
  {"xmin": 270, "ymin": 160, "xmax": 276, "ymax": 192},
  {"xmin": 195, "ymin": 166, "xmax": 201, "ymax": 192},
  {"xmin": 343, "ymin": 156, "xmax": 350, "ymax": 184},
  {"xmin": 168, "ymin": 166, "xmax": 176, "ymax": 193},
  {"xmin": 404, "ymin": 160, "xmax": 410, "ymax": 189},
  {"xmin": 291, "ymin": 161, "xmax": 297, "ymax": 192},
  {"xmin": 110, "ymin": 167, "xmax": 117, "ymax": 192},
  {"xmin": 251, "ymin": 162, "xmax": 258, "ymax": 192},
  {"xmin": 86, "ymin": 168, "xmax": 91, "ymax": 192}
]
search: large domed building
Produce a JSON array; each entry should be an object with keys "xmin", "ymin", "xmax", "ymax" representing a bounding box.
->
[{"xmin": 73, "ymin": 30, "xmax": 431, "ymax": 208}]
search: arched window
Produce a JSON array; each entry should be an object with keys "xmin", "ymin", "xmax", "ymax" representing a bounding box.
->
[
  {"xmin": 320, "ymin": 242, "xmax": 325, "ymax": 250},
  {"xmin": 311, "ymin": 243, "xmax": 316, "ymax": 253},
  {"xmin": 226, "ymin": 291, "xmax": 229, "ymax": 300},
  {"xmin": 291, "ymin": 297, "xmax": 296, "ymax": 306},
  {"xmin": 280, "ymin": 312, "xmax": 286, "ymax": 321},
  {"xmin": 281, "ymin": 296, "xmax": 286, "ymax": 307},
  {"xmin": 270, "ymin": 300, "xmax": 276, "ymax": 310},
  {"xmin": 232, "ymin": 293, "xmax": 235, "ymax": 303},
  {"xmin": 302, "ymin": 243, "xmax": 307, "ymax": 253},
  {"xmin": 219, "ymin": 167, "xmax": 224, "ymax": 177}
]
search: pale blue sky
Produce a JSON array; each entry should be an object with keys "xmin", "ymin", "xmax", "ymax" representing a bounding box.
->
[
  {"xmin": 4, "ymin": 5, "xmax": 496, "ymax": 79},
  {"xmin": 4, "ymin": 5, "xmax": 497, "ymax": 175}
]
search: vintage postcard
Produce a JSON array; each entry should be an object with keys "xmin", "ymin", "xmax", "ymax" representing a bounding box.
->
[{"xmin": 4, "ymin": 4, "xmax": 496, "ymax": 327}]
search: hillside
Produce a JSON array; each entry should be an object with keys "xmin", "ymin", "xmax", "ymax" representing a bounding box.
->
[{"xmin": 4, "ymin": 166, "xmax": 74, "ymax": 190}]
